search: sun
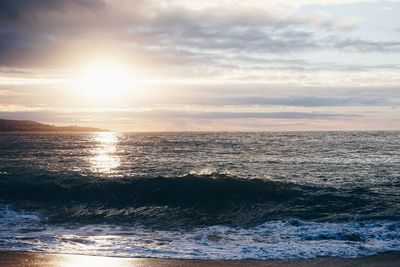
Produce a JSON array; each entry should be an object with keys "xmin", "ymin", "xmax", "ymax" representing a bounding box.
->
[{"xmin": 76, "ymin": 60, "xmax": 135, "ymax": 101}]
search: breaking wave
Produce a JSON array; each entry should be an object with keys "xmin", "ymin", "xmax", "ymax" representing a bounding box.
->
[{"xmin": 0, "ymin": 171, "xmax": 393, "ymax": 228}]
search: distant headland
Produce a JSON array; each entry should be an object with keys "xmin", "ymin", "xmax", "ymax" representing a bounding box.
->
[{"xmin": 0, "ymin": 119, "xmax": 108, "ymax": 132}]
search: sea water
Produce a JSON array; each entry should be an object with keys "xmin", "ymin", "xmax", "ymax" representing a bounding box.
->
[{"xmin": 0, "ymin": 131, "xmax": 399, "ymax": 259}]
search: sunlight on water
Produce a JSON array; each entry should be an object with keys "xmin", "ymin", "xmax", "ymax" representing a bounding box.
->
[
  {"xmin": 57, "ymin": 254, "xmax": 133, "ymax": 267},
  {"xmin": 90, "ymin": 132, "xmax": 120, "ymax": 174}
]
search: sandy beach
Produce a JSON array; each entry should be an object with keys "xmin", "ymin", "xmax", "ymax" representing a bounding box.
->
[{"xmin": 0, "ymin": 251, "xmax": 399, "ymax": 267}]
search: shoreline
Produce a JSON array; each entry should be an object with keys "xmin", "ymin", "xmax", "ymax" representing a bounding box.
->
[{"xmin": 1, "ymin": 251, "xmax": 400, "ymax": 267}]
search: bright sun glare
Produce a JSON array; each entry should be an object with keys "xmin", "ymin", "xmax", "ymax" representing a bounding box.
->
[{"xmin": 77, "ymin": 61, "xmax": 135, "ymax": 101}]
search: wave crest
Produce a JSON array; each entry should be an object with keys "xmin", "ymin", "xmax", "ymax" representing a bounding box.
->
[{"xmin": 0, "ymin": 171, "xmax": 391, "ymax": 227}]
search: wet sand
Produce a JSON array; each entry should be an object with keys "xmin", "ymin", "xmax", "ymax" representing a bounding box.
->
[{"xmin": 0, "ymin": 251, "xmax": 400, "ymax": 267}]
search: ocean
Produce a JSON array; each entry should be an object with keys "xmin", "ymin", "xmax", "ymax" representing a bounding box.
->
[{"xmin": 0, "ymin": 131, "xmax": 399, "ymax": 259}]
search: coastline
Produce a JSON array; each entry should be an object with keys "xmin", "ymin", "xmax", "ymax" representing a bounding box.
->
[{"xmin": 1, "ymin": 251, "xmax": 400, "ymax": 267}]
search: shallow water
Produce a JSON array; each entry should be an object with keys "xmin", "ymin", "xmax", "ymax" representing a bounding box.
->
[{"xmin": 0, "ymin": 132, "xmax": 399, "ymax": 259}]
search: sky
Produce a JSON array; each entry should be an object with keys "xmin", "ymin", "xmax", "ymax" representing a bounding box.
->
[{"xmin": 0, "ymin": 0, "xmax": 399, "ymax": 131}]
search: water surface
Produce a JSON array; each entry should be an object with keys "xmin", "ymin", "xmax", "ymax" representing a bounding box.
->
[{"xmin": 0, "ymin": 132, "xmax": 399, "ymax": 259}]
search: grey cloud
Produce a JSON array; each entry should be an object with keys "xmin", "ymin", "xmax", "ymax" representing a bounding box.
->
[
  {"xmin": 129, "ymin": 91, "xmax": 391, "ymax": 107},
  {"xmin": 140, "ymin": 110, "xmax": 356, "ymax": 120},
  {"xmin": 123, "ymin": 8, "xmax": 399, "ymax": 70},
  {"xmin": 335, "ymin": 38, "xmax": 400, "ymax": 52},
  {"xmin": 184, "ymin": 96, "xmax": 390, "ymax": 107},
  {"xmin": 0, "ymin": 0, "xmax": 105, "ymax": 24},
  {"xmin": 0, "ymin": 110, "xmax": 357, "ymax": 123},
  {"xmin": 127, "ymin": 8, "xmax": 320, "ymax": 54},
  {"xmin": 0, "ymin": 0, "xmax": 398, "ymax": 70},
  {"xmin": 0, "ymin": 28, "xmax": 56, "ymax": 67},
  {"xmin": 0, "ymin": 0, "xmax": 110, "ymax": 67},
  {"xmin": 0, "ymin": 2, "xmax": 334, "ymax": 68},
  {"xmin": 0, "ymin": 111, "xmax": 67, "ymax": 123}
]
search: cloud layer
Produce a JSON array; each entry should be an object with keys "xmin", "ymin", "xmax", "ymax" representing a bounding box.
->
[{"xmin": 0, "ymin": 0, "xmax": 399, "ymax": 130}]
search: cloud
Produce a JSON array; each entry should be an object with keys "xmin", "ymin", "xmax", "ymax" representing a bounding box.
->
[
  {"xmin": 174, "ymin": 96, "xmax": 390, "ymax": 107},
  {"xmin": 136, "ymin": 110, "xmax": 356, "ymax": 120},
  {"xmin": 126, "ymin": 6, "xmax": 363, "ymax": 56},
  {"xmin": 155, "ymin": 1, "xmax": 387, "ymax": 11},
  {"xmin": 0, "ymin": 110, "xmax": 356, "ymax": 122},
  {"xmin": 125, "ymin": 5, "xmax": 316, "ymax": 55},
  {"xmin": 335, "ymin": 38, "xmax": 400, "ymax": 52},
  {"xmin": 0, "ymin": 0, "xmax": 105, "ymax": 24},
  {"xmin": 0, "ymin": 0, "xmax": 398, "ymax": 90},
  {"xmin": 126, "ymin": 93, "xmax": 391, "ymax": 107},
  {"xmin": 0, "ymin": 0, "xmax": 397, "ymax": 71},
  {"xmin": 0, "ymin": 28, "xmax": 57, "ymax": 67},
  {"xmin": 307, "ymin": 12, "xmax": 361, "ymax": 31},
  {"xmin": 333, "ymin": 17, "xmax": 362, "ymax": 31}
]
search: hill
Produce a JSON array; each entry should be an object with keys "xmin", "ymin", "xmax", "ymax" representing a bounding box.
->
[{"xmin": 0, "ymin": 119, "xmax": 108, "ymax": 132}]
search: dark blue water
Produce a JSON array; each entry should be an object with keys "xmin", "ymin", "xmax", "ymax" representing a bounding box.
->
[{"xmin": 0, "ymin": 132, "xmax": 399, "ymax": 259}]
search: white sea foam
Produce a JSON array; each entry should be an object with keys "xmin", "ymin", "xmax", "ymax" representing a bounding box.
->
[
  {"xmin": 1, "ymin": 205, "xmax": 399, "ymax": 259},
  {"xmin": 0, "ymin": 204, "xmax": 41, "ymax": 225}
]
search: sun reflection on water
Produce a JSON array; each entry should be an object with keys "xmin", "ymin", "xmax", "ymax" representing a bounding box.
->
[
  {"xmin": 56, "ymin": 254, "xmax": 135, "ymax": 267},
  {"xmin": 91, "ymin": 132, "xmax": 120, "ymax": 174}
]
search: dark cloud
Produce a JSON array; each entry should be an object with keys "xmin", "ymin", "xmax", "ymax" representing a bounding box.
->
[
  {"xmin": 0, "ymin": 28, "xmax": 56, "ymax": 67},
  {"xmin": 0, "ymin": 0, "xmax": 105, "ymax": 24},
  {"xmin": 0, "ymin": 0, "xmax": 110, "ymax": 67}
]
